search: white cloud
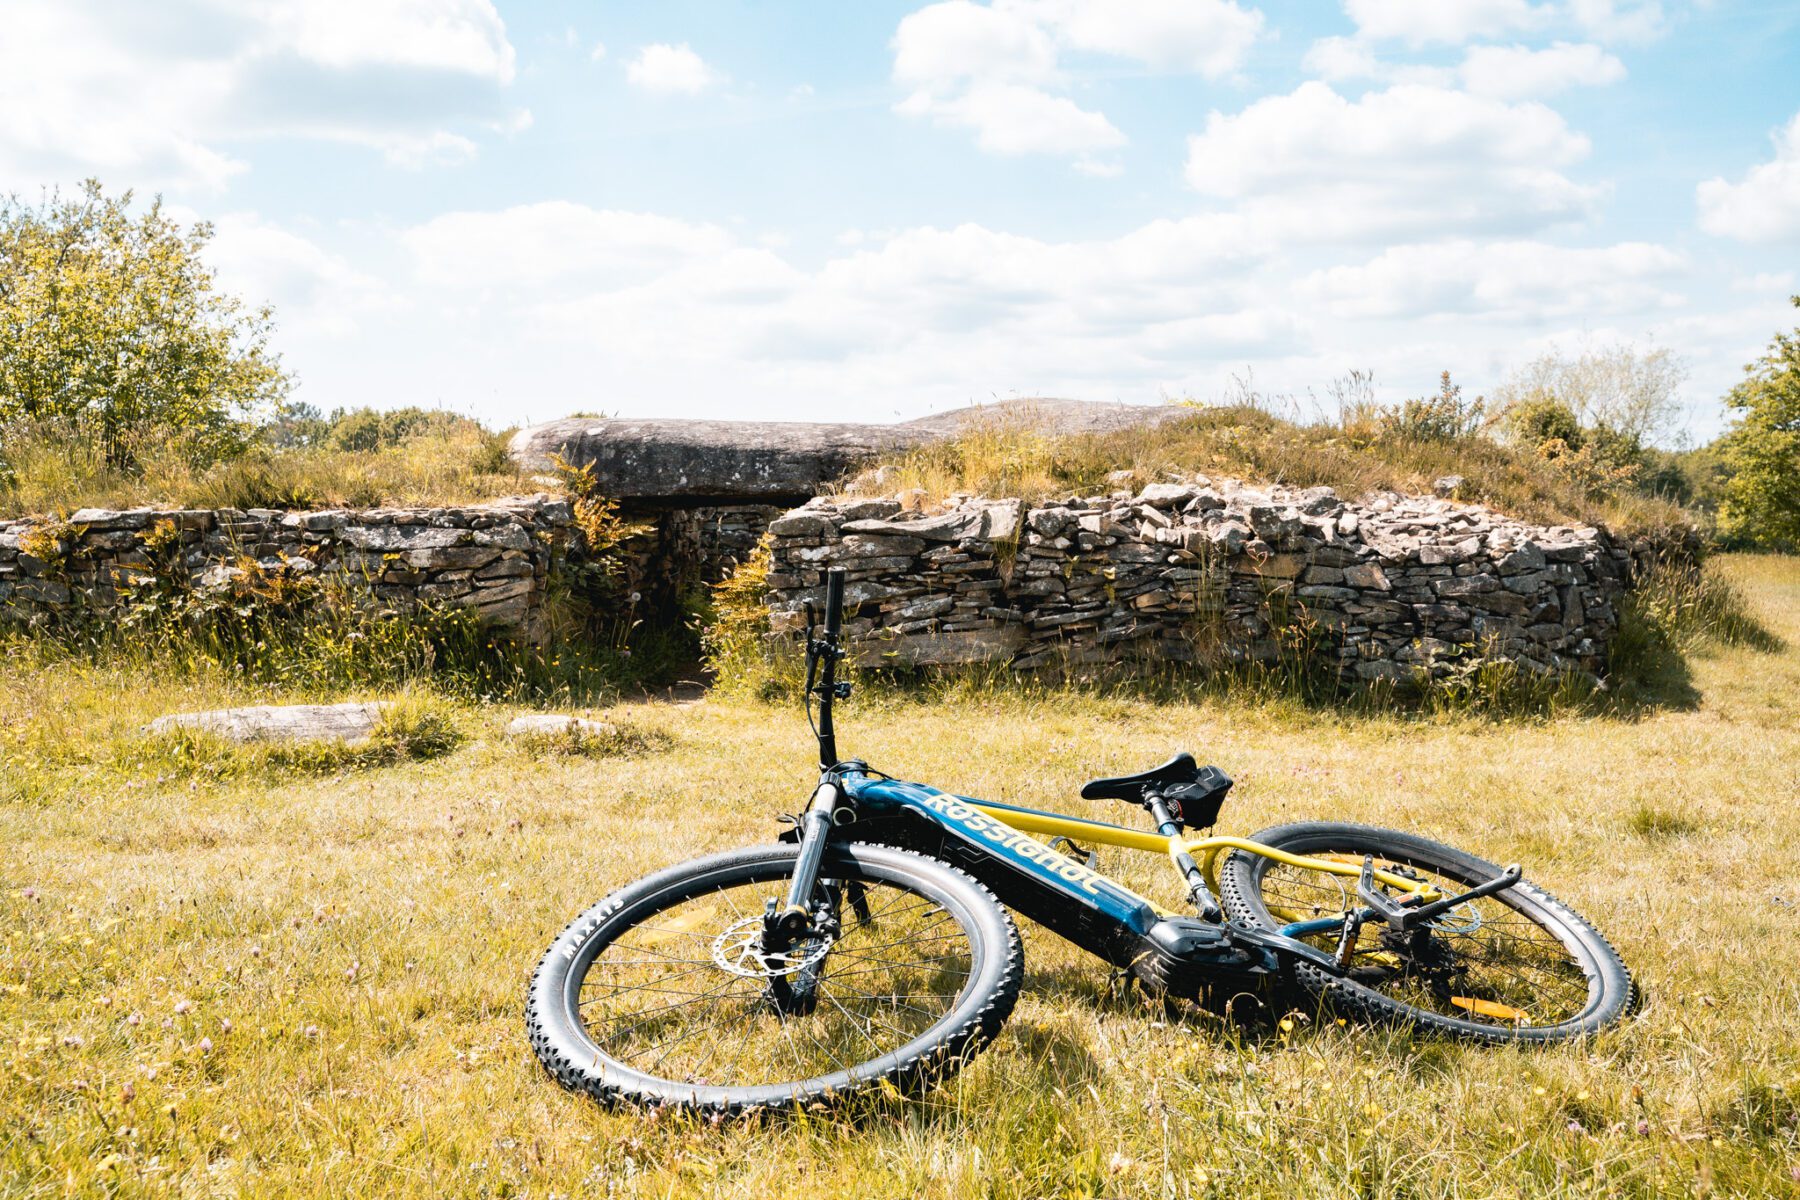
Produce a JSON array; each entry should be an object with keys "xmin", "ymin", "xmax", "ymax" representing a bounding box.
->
[
  {"xmin": 263, "ymin": 0, "xmax": 514, "ymax": 79},
  {"xmin": 203, "ymin": 214, "xmax": 390, "ymax": 337},
  {"xmin": 1697, "ymin": 113, "xmax": 1800, "ymax": 244},
  {"xmin": 625, "ymin": 43, "xmax": 723, "ymax": 94},
  {"xmin": 0, "ymin": 0, "xmax": 520, "ymax": 190},
  {"xmin": 590, "ymin": 40, "xmax": 607, "ymax": 62},
  {"xmin": 1073, "ymin": 156, "xmax": 1125, "ymax": 178},
  {"xmin": 893, "ymin": 2, "xmax": 1059, "ymax": 87},
  {"xmin": 1460, "ymin": 42, "xmax": 1625, "ymax": 99},
  {"xmin": 890, "ymin": 0, "xmax": 1262, "ymax": 165},
  {"xmin": 404, "ymin": 201, "xmax": 737, "ymax": 288},
  {"xmin": 1299, "ymin": 239, "xmax": 1685, "ymax": 320},
  {"xmin": 1302, "ymin": 36, "xmax": 1385, "ymax": 82},
  {"xmin": 370, "ymin": 198, "xmax": 1744, "ymax": 438},
  {"xmin": 1305, "ymin": 36, "xmax": 1624, "ymax": 99},
  {"xmin": 395, "ymin": 203, "xmax": 1285, "ymax": 396},
  {"xmin": 1343, "ymin": 0, "xmax": 1552, "ymax": 47},
  {"xmin": 1566, "ymin": 0, "xmax": 1666, "ymax": 44},
  {"xmin": 898, "ymin": 82, "xmax": 1125, "ymax": 156},
  {"xmin": 1340, "ymin": 0, "xmax": 1664, "ymax": 48},
  {"xmin": 1732, "ymin": 271, "xmax": 1796, "ymax": 294},
  {"xmin": 1184, "ymin": 83, "xmax": 1599, "ymax": 239},
  {"xmin": 1027, "ymin": 0, "xmax": 1264, "ymax": 76}
]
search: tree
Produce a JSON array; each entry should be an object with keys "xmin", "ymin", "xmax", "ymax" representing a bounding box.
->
[
  {"xmin": 0, "ymin": 180, "xmax": 290, "ymax": 466},
  {"xmin": 1493, "ymin": 341, "xmax": 1688, "ymax": 446},
  {"xmin": 1718, "ymin": 297, "xmax": 1800, "ymax": 550}
]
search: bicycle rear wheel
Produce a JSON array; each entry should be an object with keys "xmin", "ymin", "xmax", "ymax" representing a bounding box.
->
[
  {"xmin": 527, "ymin": 842, "xmax": 1022, "ymax": 1112},
  {"xmin": 1218, "ymin": 822, "xmax": 1633, "ymax": 1043}
]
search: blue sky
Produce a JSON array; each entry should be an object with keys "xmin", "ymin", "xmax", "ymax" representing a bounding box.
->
[{"xmin": 3, "ymin": 1, "xmax": 1797, "ymax": 441}]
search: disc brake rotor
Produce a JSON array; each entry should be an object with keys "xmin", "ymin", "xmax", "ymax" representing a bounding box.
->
[{"xmin": 710, "ymin": 914, "xmax": 834, "ymax": 979}]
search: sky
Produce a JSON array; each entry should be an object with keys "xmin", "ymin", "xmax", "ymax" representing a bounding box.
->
[{"xmin": 2, "ymin": 1, "xmax": 1797, "ymax": 443}]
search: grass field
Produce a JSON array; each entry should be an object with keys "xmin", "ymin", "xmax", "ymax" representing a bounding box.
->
[{"xmin": 4, "ymin": 556, "xmax": 1798, "ymax": 1198}]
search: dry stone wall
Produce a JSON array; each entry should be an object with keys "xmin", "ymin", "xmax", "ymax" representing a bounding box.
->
[
  {"xmin": 762, "ymin": 480, "xmax": 1648, "ymax": 685},
  {"xmin": 0, "ymin": 496, "xmax": 571, "ymax": 633}
]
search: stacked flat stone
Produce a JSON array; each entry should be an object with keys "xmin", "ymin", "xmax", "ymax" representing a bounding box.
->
[
  {"xmin": 0, "ymin": 495, "xmax": 571, "ymax": 633},
  {"xmin": 762, "ymin": 479, "xmax": 1648, "ymax": 684}
]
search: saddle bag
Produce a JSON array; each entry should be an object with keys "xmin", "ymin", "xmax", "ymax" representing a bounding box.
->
[{"xmin": 1160, "ymin": 765, "xmax": 1232, "ymax": 828}]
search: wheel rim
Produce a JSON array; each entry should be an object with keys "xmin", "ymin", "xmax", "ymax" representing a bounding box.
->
[
  {"xmin": 567, "ymin": 863, "xmax": 979, "ymax": 1096},
  {"xmin": 1250, "ymin": 845, "xmax": 1599, "ymax": 1031}
]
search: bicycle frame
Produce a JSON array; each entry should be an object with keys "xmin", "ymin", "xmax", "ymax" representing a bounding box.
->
[
  {"xmin": 833, "ymin": 767, "xmax": 1441, "ymax": 978},
  {"xmin": 793, "ymin": 566, "xmax": 1446, "ymax": 985}
]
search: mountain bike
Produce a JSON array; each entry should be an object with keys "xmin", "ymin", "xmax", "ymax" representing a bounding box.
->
[{"xmin": 527, "ymin": 568, "xmax": 1635, "ymax": 1113}]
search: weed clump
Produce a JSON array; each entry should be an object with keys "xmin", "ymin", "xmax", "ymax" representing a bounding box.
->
[{"xmin": 510, "ymin": 720, "xmax": 673, "ymax": 759}]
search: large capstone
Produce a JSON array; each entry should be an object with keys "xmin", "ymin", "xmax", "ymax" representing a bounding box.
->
[{"xmin": 507, "ymin": 399, "xmax": 1191, "ymax": 501}]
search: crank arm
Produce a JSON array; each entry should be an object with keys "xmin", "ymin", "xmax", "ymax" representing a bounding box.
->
[{"xmin": 1224, "ymin": 921, "xmax": 1345, "ymax": 975}]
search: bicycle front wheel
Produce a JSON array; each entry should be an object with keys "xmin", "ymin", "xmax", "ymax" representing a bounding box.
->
[
  {"xmin": 1218, "ymin": 822, "xmax": 1634, "ymax": 1043},
  {"xmin": 527, "ymin": 842, "xmax": 1022, "ymax": 1112}
]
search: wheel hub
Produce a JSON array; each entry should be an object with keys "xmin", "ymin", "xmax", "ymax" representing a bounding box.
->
[{"xmin": 710, "ymin": 914, "xmax": 834, "ymax": 979}]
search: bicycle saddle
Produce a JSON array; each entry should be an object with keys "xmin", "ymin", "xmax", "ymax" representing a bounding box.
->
[{"xmin": 1080, "ymin": 753, "xmax": 1200, "ymax": 801}]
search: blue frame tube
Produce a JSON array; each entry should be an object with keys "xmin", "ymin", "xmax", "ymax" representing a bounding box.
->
[{"xmin": 843, "ymin": 776, "xmax": 1161, "ymax": 938}]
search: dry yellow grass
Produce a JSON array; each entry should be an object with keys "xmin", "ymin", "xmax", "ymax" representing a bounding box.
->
[{"xmin": 3, "ymin": 556, "xmax": 1797, "ymax": 1198}]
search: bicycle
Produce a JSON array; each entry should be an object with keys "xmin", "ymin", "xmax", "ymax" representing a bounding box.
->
[{"xmin": 527, "ymin": 568, "xmax": 1635, "ymax": 1113}]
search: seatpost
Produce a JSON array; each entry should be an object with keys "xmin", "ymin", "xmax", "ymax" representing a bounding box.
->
[{"xmin": 1147, "ymin": 789, "xmax": 1224, "ymax": 923}]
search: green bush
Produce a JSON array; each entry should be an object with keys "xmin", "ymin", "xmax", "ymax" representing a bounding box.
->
[
  {"xmin": 1502, "ymin": 395, "xmax": 1585, "ymax": 451},
  {"xmin": 326, "ymin": 407, "xmax": 485, "ymax": 453},
  {"xmin": 0, "ymin": 181, "xmax": 289, "ymax": 469},
  {"xmin": 1718, "ymin": 297, "xmax": 1800, "ymax": 551},
  {"xmin": 1381, "ymin": 372, "xmax": 1485, "ymax": 443}
]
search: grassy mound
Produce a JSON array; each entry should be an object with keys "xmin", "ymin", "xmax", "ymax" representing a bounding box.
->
[{"xmin": 847, "ymin": 402, "xmax": 1690, "ymax": 539}]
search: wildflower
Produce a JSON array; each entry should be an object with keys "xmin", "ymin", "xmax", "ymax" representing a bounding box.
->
[
  {"xmin": 1636, "ymin": 1120, "xmax": 1650, "ymax": 1136},
  {"xmin": 1567, "ymin": 1120, "xmax": 1585, "ymax": 1136},
  {"xmin": 173, "ymin": 1000, "xmax": 194, "ymax": 1015},
  {"xmin": 126, "ymin": 1012, "xmax": 142, "ymax": 1027},
  {"xmin": 62, "ymin": 1035, "xmax": 84, "ymax": 1048},
  {"xmin": 121, "ymin": 1082, "xmax": 135, "ymax": 1103},
  {"xmin": 303, "ymin": 1025, "xmax": 321, "ymax": 1040},
  {"xmin": 198, "ymin": 1038, "xmax": 213, "ymax": 1054},
  {"xmin": 220, "ymin": 1019, "xmax": 232, "ymax": 1034}
]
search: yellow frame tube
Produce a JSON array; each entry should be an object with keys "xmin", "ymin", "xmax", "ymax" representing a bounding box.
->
[{"xmin": 971, "ymin": 803, "xmax": 1438, "ymax": 903}]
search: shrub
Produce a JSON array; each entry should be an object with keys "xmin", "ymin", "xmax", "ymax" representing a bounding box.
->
[
  {"xmin": 0, "ymin": 181, "xmax": 289, "ymax": 468},
  {"xmin": 326, "ymin": 407, "xmax": 485, "ymax": 453},
  {"xmin": 0, "ymin": 414, "xmax": 527, "ymax": 515},
  {"xmin": 1717, "ymin": 297, "xmax": 1800, "ymax": 551},
  {"xmin": 1381, "ymin": 371, "xmax": 1485, "ymax": 443},
  {"xmin": 1501, "ymin": 395, "xmax": 1585, "ymax": 451},
  {"xmin": 1492, "ymin": 341, "xmax": 1688, "ymax": 446}
]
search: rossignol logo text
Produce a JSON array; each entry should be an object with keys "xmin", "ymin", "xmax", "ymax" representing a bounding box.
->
[{"xmin": 919, "ymin": 793, "xmax": 1116, "ymax": 897}]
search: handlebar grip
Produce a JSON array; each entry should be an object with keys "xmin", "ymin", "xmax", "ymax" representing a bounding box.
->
[{"xmin": 824, "ymin": 568, "xmax": 845, "ymax": 639}]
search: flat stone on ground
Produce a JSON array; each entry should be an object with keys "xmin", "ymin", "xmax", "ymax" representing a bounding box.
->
[
  {"xmin": 505, "ymin": 715, "xmax": 618, "ymax": 738},
  {"xmin": 145, "ymin": 703, "xmax": 388, "ymax": 744}
]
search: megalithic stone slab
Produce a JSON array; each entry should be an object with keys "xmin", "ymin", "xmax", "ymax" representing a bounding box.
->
[
  {"xmin": 144, "ymin": 703, "xmax": 389, "ymax": 744},
  {"xmin": 506, "ymin": 399, "xmax": 1194, "ymax": 500}
]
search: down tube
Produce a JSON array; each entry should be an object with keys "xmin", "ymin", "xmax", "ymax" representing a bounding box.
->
[{"xmin": 844, "ymin": 778, "xmax": 1162, "ymax": 950}]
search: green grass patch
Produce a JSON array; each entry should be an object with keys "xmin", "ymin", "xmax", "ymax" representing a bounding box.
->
[{"xmin": 3, "ymin": 554, "xmax": 1800, "ymax": 1196}]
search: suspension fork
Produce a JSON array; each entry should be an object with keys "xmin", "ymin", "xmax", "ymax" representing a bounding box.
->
[{"xmin": 775, "ymin": 778, "xmax": 841, "ymax": 934}]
